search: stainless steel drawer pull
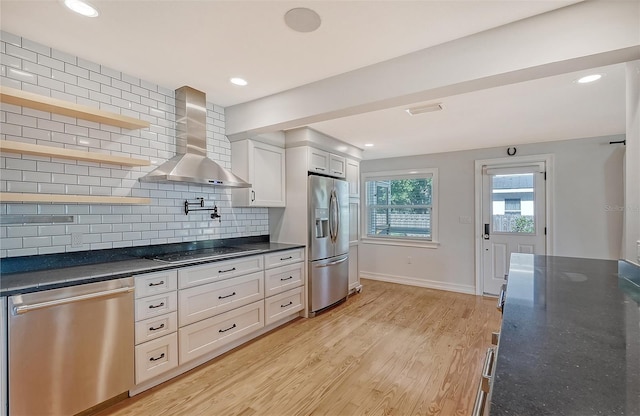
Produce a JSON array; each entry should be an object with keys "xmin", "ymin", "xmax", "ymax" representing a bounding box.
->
[
  {"xmin": 219, "ymin": 267, "xmax": 236, "ymax": 274},
  {"xmin": 219, "ymin": 323, "xmax": 237, "ymax": 333},
  {"xmin": 280, "ymin": 276, "xmax": 294, "ymax": 281},
  {"xmin": 281, "ymin": 301, "xmax": 293, "ymax": 308},
  {"xmin": 280, "ymin": 256, "xmax": 293, "ymax": 260},
  {"xmin": 149, "ymin": 353, "xmax": 165, "ymax": 362},
  {"xmin": 481, "ymin": 347, "xmax": 496, "ymax": 393},
  {"xmin": 148, "ymin": 302, "xmax": 165, "ymax": 309},
  {"xmin": 148, "ymin": 280, "xmax": 165, "ymax": 287},
  {"xmin": 149, "ymin": 323, "xmax": 165, "ymax": 331},
  {"xmin": 491, "ymin": 332, "xmax": 500, "ymax": 345},
  {"xmin": 12, "ymin": 286, "xmax": 134, "ymax": 315},
  {"xmin": 497, "ymin": 285, "xmax": 506, "ymax": 312},
  {"xmin": 218, "ymin": 291, "xmax": 236, "ymax": 299},
  {"xmin": 472, "ymin": 379, "xmax": 487, "ymax": 416}
]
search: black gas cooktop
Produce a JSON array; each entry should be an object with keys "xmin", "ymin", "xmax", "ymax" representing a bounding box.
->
[{"xmin": 150, "ymin": 246, "xmax": 262, "ymax": 265}]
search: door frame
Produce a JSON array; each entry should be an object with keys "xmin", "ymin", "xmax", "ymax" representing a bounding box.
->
[{"xmin": 474, "ymin": 154, "xmax": 555, "ymax": 295}]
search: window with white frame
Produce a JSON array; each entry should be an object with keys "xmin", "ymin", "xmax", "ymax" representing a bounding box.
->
[{"xmin": 363, "ymin": 169, "xmax": 438, "ymax": 244}]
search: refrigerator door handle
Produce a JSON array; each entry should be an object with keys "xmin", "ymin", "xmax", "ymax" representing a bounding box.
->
[
  {"xmin": 329, "ymin": 190, "xmax": 338, "ymax": 243},
  {"xmin": 315, "ymin": 256, "xmax": 349, "ymax": 267}
]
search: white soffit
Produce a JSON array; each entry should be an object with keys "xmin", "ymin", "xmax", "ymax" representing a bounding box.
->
[{"xmin": 308, "ymin": 63, "xmax": 627, "ymax": 160}]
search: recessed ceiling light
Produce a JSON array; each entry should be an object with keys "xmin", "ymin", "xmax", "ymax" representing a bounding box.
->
[
  {"xmin": 230, "ymin": 77, "xmax": 248, "ymax": 86},
  {"xmin": 364, "ymin": 143, "xmax": 374, "ymax": 147},
  {"xmin": 284, "ymin": 8, "xmax": 321, "ymax": 33},
  {"xmin": 577, "ymin": 74, "xmax": 602, "ymax": 84},
  {"xmin": 406, "ymin": 103, "xmax": 443, "ymax": 115},
  {"xmin": 63, "ymin": 0, "xmax": 99, "ymax": 17}
]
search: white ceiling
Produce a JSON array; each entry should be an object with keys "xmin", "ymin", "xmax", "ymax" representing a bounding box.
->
[{"xmin": 1, "ymin": 0, "xmax": 627, "ymax": 160}]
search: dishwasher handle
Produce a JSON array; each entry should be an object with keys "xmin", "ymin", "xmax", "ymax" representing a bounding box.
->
[{"xmin": 12, "ymin": 285, "xmax": 134, "ymax": 315}]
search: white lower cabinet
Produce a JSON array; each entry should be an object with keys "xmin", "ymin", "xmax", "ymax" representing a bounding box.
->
[
  {"xmin": 265, "ymin": 287, "xmax": 304, "ymax": 325},
  {"xmin": 178, "ymin": 271, "xmax": 264, "ymax": 327},
  {"xmin": 133, "ymin": 270, "xmax": 179, "ymax": 385},
  {"xmin": 135, "ymin": 311, "xmax": 178, "ymax": 344},
  {"xmin": 135, "ymin": 332, "xmax": 178, "ymax": 384},
  {"xmin": 132, "ymin": 250, "xmax": 305, "ymax": 392},
  {"xmin": 264, "ymin": 262, "xmax": 304, "ymax": 297},
  {"xmin": 179, "ymin": 300, "xmax": 264, "ymax": 364}
]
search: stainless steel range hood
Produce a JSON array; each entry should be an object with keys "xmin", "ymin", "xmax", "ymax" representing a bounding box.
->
[{"xmin": 140, "ymin": 86, "xmax": 251, "ymax": 188}]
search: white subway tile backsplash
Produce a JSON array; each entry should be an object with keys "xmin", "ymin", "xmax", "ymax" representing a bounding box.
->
[
  {"xmin": 37, "ymin": 183, "xmax": 65, "ymax": 193},
  {"xmin": 7, "ymin": 248, "xmax": 38, "ymax": 257},
  {"xmin": 64, "ymin": 63, "xmax": 89, "ymax": 79},
  {"xmin": 23, "ymin": 61, "xmax": 51, "ymax": 77},
  {"xmin": 39, "ymin": 55, "xmax": 65, "ymax": 72},
  {"xmin": 77, "ymin": 58, "xmax": 100, "ymax": 73},
  {"xmin": 1, "ymin": 32, "xmax": 268, "ymax": 258},
  {"xmin": 2, "ymin": 53, "xmax": 22, "ymax": 69}
]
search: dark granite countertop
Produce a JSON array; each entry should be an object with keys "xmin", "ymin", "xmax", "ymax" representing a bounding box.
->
[
  {"xmin": 0, "ymin": 236, "xmax": 304, "ymax": 297},
  {"xmin": 489, "ymin": 254, "xmax": 640, "ymax": 416}
]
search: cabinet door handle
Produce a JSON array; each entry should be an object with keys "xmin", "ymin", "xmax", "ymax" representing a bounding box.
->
[
  {"xmin": 148, "ymin": 302, "xmax": 165, "ymax": 309},
  {"xmin": 148, "ymin": 280, "xmax": 165, "ymax": 287},
  {"xmin": 281, "ymin": 301, "xmax": 293, "ymax": 308},
  {"xmin": 280, "ymin": 276, "xmax": 294, "ymax": 281},
  {"xmin": 219, "ymin": 323, "xmax": 237, "ymax": 333},
  {"xmin": 251, "ymin": 190, "xmax": 255, "ymax": 202},
  {"xmin": 280, "ymin": 256, "xmax": 293, "ymax": 261},
  {"xmin": 219, "ymin": 267, "xmax": 236, "ymax": 274},
  {"xmin": 149, "ymin": 323, "xmax": 165, "ymax": 331},
  {"xmin": 218, "ymin": 291, "xmax": 236, "ymax": 299},
  {"xmin": 315, "ymin": 167, "xmax": 325, "ymax": 171},
  {"xmin": 149, "ymin": 353, "xmax": 165, "ymax": 362}
]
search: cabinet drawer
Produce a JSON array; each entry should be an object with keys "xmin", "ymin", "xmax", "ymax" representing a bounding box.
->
[
  {"xmin": 135, "ymin": 332, "xmax": 178, "ymax": 385},
  {"xmin": 265, "ymin": 287, "xmax": 304, "ymax": 326},
  {"xmin": 264, "ymin": 249, "xmax": 304, "ymax": 269},
  {"xmin": 135, "ymin": 291, "xmax": 177, "ymax": 322},
  {"xmin": 178, "ymin": 271, "xmax": 264, "ymax": 327},
  {"xmin": 134, "ymin": 270, "xmax": 177, "ymax": 299},
  {"xmin": 265, "ymin": 262, "xmax": 304, "ymax": 297},
  {"xmin": 178, "ymin": 300, "xmax": 264, "ymax": 364},
  {"xmin": 135, "ymin": 312, "xmax": 177, "ymax": 345},
  {"xmin": 178, "ymin": 255, "xmax": 263, "ymax": 289}
]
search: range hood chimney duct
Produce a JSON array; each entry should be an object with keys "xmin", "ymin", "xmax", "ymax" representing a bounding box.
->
[{"xmin": 139, "ymin": 86, "xmax": 251, "ymax": 188}]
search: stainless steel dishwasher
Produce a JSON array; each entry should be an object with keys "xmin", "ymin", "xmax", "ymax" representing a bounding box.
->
[{"xmin": 8, "ymin": 277, "xmax": 134, "ymax": 416}]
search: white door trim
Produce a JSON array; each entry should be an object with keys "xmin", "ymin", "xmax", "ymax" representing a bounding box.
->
[{"xmin": 474, "ymin": 154, "xmax": 555, "ymax": 296}]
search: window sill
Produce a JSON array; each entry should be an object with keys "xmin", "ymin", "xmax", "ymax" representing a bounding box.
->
[{"xmin": 361, "ymin": 237, "xmax": 440, "ymax": 249}]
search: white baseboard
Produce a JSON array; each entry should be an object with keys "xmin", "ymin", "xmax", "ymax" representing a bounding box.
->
[{"xmin": 360, "ymin": 271, "xmax": 475, "ymax": 295}]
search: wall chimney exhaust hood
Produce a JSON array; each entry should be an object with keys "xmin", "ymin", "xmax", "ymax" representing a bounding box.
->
[{"xmin": 140, "ymin": 86, "xmax": 251, "ymax": 188}]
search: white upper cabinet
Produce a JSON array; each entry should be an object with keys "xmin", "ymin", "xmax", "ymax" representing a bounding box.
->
[
  {"xmin": 346, "ymin": 158, "xmax": 360, "ymax": 198},
  {"xmin": 232, "ymin": 139, "xmax": 286, "ymax": 207},
  {"xmin": 307, "ymin": 147, "xmax": 330, "ymax": 175},
  {"xmin": 329, "ymin": 154, "xmax": 346, "ymax": 178},
  {"xmin": 307, "ymin": 147, "xmax": 347, "ymax": 179}
]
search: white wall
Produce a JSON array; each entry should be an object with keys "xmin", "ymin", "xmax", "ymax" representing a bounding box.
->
[
  {"xmin": 624, "ymin": 60, "xmax": 640, "ymax": 264},
  {"xmin": 0, "ymin": 32, "xmax": 268, "ymax": 258},
  {"xmin": 360, "ymin": 135, "xmax": 625, "ymax": 294}
]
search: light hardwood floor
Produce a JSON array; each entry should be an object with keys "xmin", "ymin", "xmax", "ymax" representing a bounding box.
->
[{"xmin": 99, "ymin": 279, "xmax": 501, "ymax": 416}]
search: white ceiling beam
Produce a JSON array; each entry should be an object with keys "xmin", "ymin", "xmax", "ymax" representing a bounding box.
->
[{"xmin": 226, "ymin": 0, "xmax": 640, "ymax": 139}]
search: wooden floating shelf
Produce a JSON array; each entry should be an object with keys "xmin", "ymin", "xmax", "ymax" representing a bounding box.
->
[
  {"xmin": 0, "ymin": 193, "xmax": 151, "ymax": 205},
  {"xmin": 0, "ymin": 140, "xmax": 151, "ymax": 167},
  {"xmin": 0, "ymin": 86, "xmax": 150, "ymax": 130}
]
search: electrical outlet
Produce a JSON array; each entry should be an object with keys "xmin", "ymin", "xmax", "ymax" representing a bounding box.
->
[
  {"xmin": 71, "ymin": 233, "xmax": 83, "ymax": 248},
  {"xmin": 459, "ymin": 216, "xmax": 472, "ymax": 224},
  {"xmin": 407, "ymin": 256, "xmax": 412, "ymax": 264}
]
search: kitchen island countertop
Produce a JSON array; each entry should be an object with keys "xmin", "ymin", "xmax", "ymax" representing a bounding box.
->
[{"xmin": 490, "ymin": 254, "xmax": 640, "ymax": 416}]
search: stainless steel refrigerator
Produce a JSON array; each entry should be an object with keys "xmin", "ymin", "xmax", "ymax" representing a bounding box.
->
[{"xmin": 308, "ymin": 174, "xmax": 349, "ymax": 315}]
